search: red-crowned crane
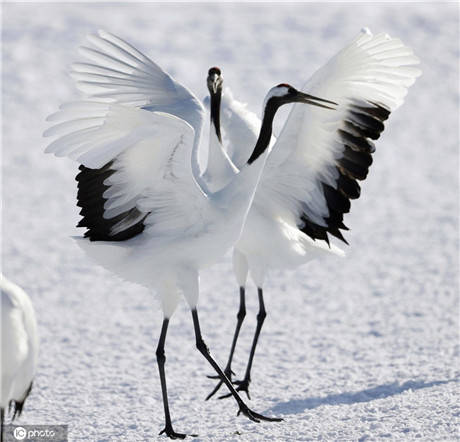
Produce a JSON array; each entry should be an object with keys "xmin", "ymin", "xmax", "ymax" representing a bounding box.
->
[
  {"xmin": 44, "ymin": 31, "xmax": 336, "ymax": 438},
  {"xmin": 204, "ymin": 28, "xmax": 421, "ymax": 400}
]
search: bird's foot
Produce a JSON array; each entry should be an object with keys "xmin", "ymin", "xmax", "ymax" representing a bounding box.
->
[
  {"xmin": 233, "ymin": 378, "xmax": 251, "ymax": 399},
  {"xmin": 237, "ymin": 404, "xmax": 283, "ymax": 423},
  {"xmin": 219, "ymin": 377, "xmax": 251, "ymax": 400},
  {"xmin": 206, "ymin": 367, "xmax": 234, "ymax": 380},
  {"xmin": 206, "ymin": 367, "xmax": 235, "ymax": 400},
  {"xmin": 159, "ymin": 426, "xmax": 188, "ymax": 439}
]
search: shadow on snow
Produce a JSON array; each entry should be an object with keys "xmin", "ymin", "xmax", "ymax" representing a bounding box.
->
[{"xmin": 268, "ymin": 378, "xmax": 458, "ymax": 415}]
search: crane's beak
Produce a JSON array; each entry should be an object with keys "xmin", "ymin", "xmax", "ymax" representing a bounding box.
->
[
  {"xmin": 207, "ymin": 73, "xmax": 220, "ymax": 94},
  {"xmin": 296, "ymin": 91, "xmax": 337, "ymax": 110}
]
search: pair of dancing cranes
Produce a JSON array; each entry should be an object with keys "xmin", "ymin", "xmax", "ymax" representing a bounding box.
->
[{"xmin": 2, "ymin": 28, "xmax": 420, "ymax": 439}]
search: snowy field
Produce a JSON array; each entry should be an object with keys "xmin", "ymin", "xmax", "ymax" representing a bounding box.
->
[{"xmin": 2, "ymin": 2, "xmax": 459, "ymax": 441}]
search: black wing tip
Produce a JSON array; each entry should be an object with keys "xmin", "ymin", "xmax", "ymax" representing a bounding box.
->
[
  {"xmin": 350, "ymin": 100, "xmax": 391, "ymax": 121},
  {"xmin": 338, "ymin": 129, "xmax": 376, "ymax": 154},
  {"xmin": 297, "ymin": 99, "xmax": 390, "ymax": 245},
  {"xmin": 298, "ymin": 182, "xmax": 351, "ymax": 246},
  {"xmin": 75, "ymin": 163, "xmax": 147, "ymax": 242},
  {"xmin": 329, "ymin": 227, "xmax": 349, "ymax": 245}
]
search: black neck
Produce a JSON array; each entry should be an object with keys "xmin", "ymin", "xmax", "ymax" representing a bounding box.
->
[
  {"xmin": 247, "ymin": 100, "xmax": 278, "ymax": 165},
  {"xmin": 210, "ymin": 89, "xmax": 222, "ymax": 144}
]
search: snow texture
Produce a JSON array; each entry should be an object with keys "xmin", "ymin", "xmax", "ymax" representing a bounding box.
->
[{"xmin": 1, "ymin": 2, "xmax": 459, "ymax": 441}]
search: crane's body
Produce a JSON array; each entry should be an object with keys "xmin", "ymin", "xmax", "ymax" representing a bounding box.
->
[
  {"xmin": 235, "ymin": 207, "xmax": 343, "ymax": 280},
  {"xmin": 44, "ymin": 31, "xmax": 335, "ymax": 438},
  {"xmin": 205, "ymin": 28, "xmax": 421, "ymax": 399},
  {"xmin": 74, "ymin": 169, "xmax": 264, "ymax": 315},
  {"xmin": 1, "ymin": 276, "xmax": 38, "ymax": 441}
]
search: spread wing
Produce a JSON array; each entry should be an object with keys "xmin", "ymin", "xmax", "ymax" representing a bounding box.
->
[
  {"xmin": 44, "ymin": 102, "xmax": 208, "ymax": 241},
  {"xmin": 254, "ymin": 28, "xmax": 421, "ymax": 244},
  {"xmin": 71, "ymin": 30, "xmax": 205, "ymax": 128}
]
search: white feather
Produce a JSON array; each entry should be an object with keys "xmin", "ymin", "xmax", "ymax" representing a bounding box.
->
[
  {"xmin": 215, "ymin": 28, "xmax": 421, "ymax": 281},
  {"xmin": 255, "ymin": 28, "xmax": 421, "ymax": 232},
  {"xmin": 45, "ymin": 30, "xmax": 291, "ymax": 431},
  {"xmin": 1, "ymin": 276, "xmax": 38, "ymax": 411},
  {"xmin": 44, "ymin": 31, "xmax": 279, "ymax": 312}
]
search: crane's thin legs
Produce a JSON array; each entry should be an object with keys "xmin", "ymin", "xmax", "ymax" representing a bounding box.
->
[
  {"xmin": 221, "ymin": 287, "xmax": 266, "ymax": 400},
  {"xmin": 156, "ymin": 318, "xmax": 186, "ymax": 440},
  {"xmin": 1, "ymin": 407, "xmax": 4, "ymax": 442},
  {"xmin": 206, "ymin": 287, "xmax": 246, "ymax": 400},
  {"xmin": 192, "ymin": 309, "xmax": 281, "ymax": 423}
]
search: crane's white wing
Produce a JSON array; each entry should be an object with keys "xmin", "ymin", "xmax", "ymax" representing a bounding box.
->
[
  {"xmin": 44, "ymin": 102, "xmax": 208, "ymax": 241},
  {"xmin": 71, "ymin": 30, "xmax": 204, "ymax": 132},
  {"xmin": 255, "ymin": 28, "xmax": 421, "ymax": 244}
]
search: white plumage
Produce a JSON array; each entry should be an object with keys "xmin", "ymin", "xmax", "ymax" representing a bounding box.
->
[
  {"xmin": 44, "ymin": 31, "xmax": 335, "ymax": 437},
  {"xmin": 235, "ymin": 28, "xmax": 421, "ymax": 273},
  {"xmin": 1, "ymin": 276, "xmax": 38, "ymax": 438},
  {"xmin": 43, "ymin": 33, "xmax": 265, "ymax": 309},
  {"xmin": 205, "ymin": 28, "xmax": 421, "ymax": 399}
]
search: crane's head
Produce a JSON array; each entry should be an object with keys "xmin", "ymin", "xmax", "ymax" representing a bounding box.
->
[
  {"xmin": 207, "ymin": 67, "xmax": 223, "ymax": 95},
  {"xmin": 264, "ymin": 84, "xmax": 337, "ymax": 110}
]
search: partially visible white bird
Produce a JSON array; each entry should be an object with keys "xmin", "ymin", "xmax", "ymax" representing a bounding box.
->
[
  {"xmin": 44, "ymin": 31, "xmax": 336, "ymax": 438},
  {"xmin": 1, "ymin": 276, "xmax": 39, "ymax": 442},
  {"xmin": 205, "ymin": 28, "xmax": 421, "ymax": 400}
]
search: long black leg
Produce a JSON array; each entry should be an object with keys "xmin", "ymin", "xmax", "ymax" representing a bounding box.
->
[
  {"xmin": 156, "ymin": 318, "xmax": 186, "ymax": 440},
  {"xmin": 1, "ymin": 407, "xmax": 4, "ymax": 442},
  {"xmin": 206, "ymin": 287, "xmax": 246, "ymax": 400},
  {"xmin": 222, "ymin": 287, "xmax": 266, "ymax": 400},
  {"xmin": 192, "ymin": 309, "xmax": 281, "ymax": 423}
]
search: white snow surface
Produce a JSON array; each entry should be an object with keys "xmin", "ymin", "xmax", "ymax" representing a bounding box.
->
[{"xmin": 1, "ymin": 3, "xmax": 459, "ymax": 441}]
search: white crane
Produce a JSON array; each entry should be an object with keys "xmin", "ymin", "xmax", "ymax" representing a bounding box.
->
[
  {"xmin": 205, "ymin": 28, "xmax": 421, "ymax": 400},
  {"xmin": 44, "ymin": 30, "xmax": 336, "ymax": 438},
  {"xmin": 1, "ymin": 276, "xmax": 39, "ymax": 442}
]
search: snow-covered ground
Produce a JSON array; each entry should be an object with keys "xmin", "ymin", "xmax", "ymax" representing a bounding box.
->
[{"xmin": 2, "ymin": 2, "xmax": 459, "ymax": 441}]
